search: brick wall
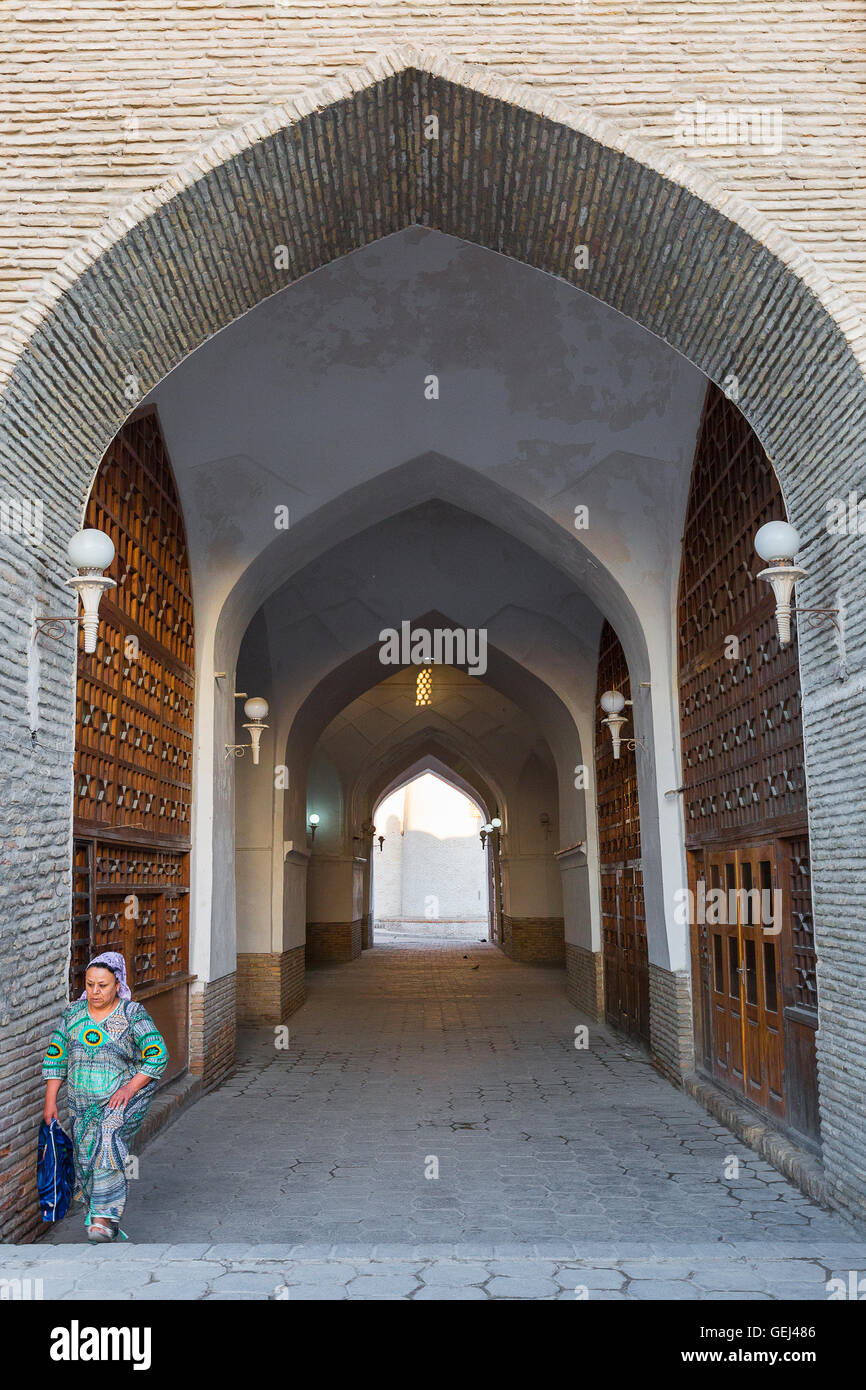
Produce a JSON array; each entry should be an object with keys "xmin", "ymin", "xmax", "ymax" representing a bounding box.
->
[
  {"xmin": 501, "ymin": 916, "xmax": 565, "ymax": 964},
  {"xmin": 1, "ymin": 6, "xmax": 865, "ymax": 338},
  {"xmin": 648, "ymin": 963, "xmax": 695, "ymax": 1085},
  {"xmin": 237, "ymin": 946, "xmax": 306, "ymax": 1024},
  {"xmin": 189, "ymin": 974, "xmax": 236, "ymax": 1090},
  {"xmin": 566, "ymin": 943, "xmax": 605, "ymax": 1021},
  {"xmin": 306, "ymin": 921, "xmax": 363, "ymax": 966}
]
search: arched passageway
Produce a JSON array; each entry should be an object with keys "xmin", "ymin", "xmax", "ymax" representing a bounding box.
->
[
  {"xmin": 4, "ymin": 55, "xmax": 866, "ymax": 1240},
  {"xmin": 370, "ymin": 771, "xmax": 491, "ymax": 942},
  {"xmin": 42, "ymin": 938, "xmax": 852, "ymax": 1267}
]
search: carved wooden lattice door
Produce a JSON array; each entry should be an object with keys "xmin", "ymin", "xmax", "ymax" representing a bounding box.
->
[
  {"xmin": 678, "ymin": 382, "xmax": 819, "ymax": 1142},
  {"xmin": 596, "ymin": 622, "xmax": 649, "ymax": 1044},
  {"xmin": 71, "ymin": 408, "xmax": 194, "ymax": 1076}
]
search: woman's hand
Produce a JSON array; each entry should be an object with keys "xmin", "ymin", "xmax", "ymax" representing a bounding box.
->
[
  {"xmin": 107, "ymin": 1072, "xmax": 152, "ymax": 1111},
  {"xmin": 107, "ymin": 1082, "xmax": 134, "ymax": 1111},
  {"xmin": 43, "ymin": 1079, "xmax": 62, "ymax": 1125}
]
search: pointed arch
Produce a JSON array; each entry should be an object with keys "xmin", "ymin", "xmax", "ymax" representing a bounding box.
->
[{"xmin": 4, "ymin": 50, "xmax": 866, "ymax": 1229}]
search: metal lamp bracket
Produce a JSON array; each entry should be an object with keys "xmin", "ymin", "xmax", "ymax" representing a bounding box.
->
[
  {"xmin": 791, "ymin": 606, "xmax": 841, "ymax": 635},
  {"xmin": 34, "ymin": 615, "xmax": 79, "ymax": 641}
]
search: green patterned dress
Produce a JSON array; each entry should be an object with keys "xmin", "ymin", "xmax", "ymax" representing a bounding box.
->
[{"xmin": 42, "ymin": 998, "xmax": 168, "ymax": 1220}]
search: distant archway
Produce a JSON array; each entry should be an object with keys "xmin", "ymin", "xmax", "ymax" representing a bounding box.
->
[{"xmin": 371, "ymin": 770, "xmax": 491, "ymax": 942}]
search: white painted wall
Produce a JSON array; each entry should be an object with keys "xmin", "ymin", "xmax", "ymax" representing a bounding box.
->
[{"xmin": 372, "ymin": 775, "xmax": 488, "ymax": 924}]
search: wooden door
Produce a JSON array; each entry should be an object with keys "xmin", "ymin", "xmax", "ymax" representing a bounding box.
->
[
  {"xmin": 677, "ymin": 381, "xmax": 819, "ymax": 1142},
  {"xmin": 697, "ymin": 844, "xmax": 785, "ymax": 1119},
  {"xmin": 623, "ymin": 866, "xmax": 649, "ymax": 1042},
  {"xmin": 706, "ymin": 851, "xmax": 745, "ymax": 1092},
  {"xmin": 602, "ymin": 865, "xmax": 649, "ymax": 1044},
  {"xmin": 738, "ymin": 844, "xmax": 785, "ymax": 1118},
  {"xmin": 688, "ymin": 850, "xmax": 713, "ymax": 1071},
  {"xmin": 71, "ymin": 408, "xmax": 193, "ymax": 1081}
]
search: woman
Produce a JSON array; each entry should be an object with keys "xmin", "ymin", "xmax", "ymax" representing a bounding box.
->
[{"xmin": 42, "ymin": 952, "xmax": 168, "ymax": 1242}]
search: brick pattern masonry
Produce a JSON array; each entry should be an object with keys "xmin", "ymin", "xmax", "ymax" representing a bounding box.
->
[
  {"xmin": 648, "ymin": 963, "xmax": 696, "ymax": 1085},
  {"xmin": 237, "ymin": 947, "xmax": 306, "ymax": 1025},
  {"xmin": 306, "ymin": 922, "xmax": 364, "ymax": 966},
  {"xmin": 501, "ymin": 917, "xmax": 566, "ymax": 964},
  {"xmin": 2, "ymin": 40, "xmax": 866, "ymax": 1236},
  {"xmin": 566, "ymin": 943, "xmax": 605, "ymax": 1023},
  {"xmin": 189, "ymin": 974, "xmax": 237, "ymax": 1091}
]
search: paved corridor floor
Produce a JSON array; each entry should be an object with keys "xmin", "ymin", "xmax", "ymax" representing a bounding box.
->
[{"xmin": 25, "ymin": 937, "xmax": 865, "ymax": 1298}]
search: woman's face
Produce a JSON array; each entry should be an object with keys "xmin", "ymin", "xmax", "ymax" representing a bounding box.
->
[{"xmin": 85, "ymin": 967, "xmax": 119, "ymax": 1010}]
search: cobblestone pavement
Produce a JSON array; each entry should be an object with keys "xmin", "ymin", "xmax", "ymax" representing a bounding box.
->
[
  {"xmin": 4, "ymin": 1241, "xmax": 866, "ymax": 1300},
  {"xmin": 18, "ymin": 937, "xmax": 865, "ymax": 1299}
]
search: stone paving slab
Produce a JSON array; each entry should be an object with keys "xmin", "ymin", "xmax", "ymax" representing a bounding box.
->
[
  {"xmin": 18, "ymin": 940, "xmax": 866, "ymax": 1299},
  {"xmin": 3, "ymin": 1243, "xmax": 866, "ymax": 1300}
]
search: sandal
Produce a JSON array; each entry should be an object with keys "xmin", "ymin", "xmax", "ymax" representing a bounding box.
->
[{"xmin": 86, "ymin": 1214, "xmax": 127, "ymax": 1242}]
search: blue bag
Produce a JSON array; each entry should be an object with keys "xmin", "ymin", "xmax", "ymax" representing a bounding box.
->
[{"xmin": 37, "ymin": 1118, "xmax": 74, "ymax": 1222}]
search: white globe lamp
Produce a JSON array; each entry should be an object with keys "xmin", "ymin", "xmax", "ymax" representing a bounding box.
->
[
  {"xmin": 67, "ymin": 528, "xmax": 116, "ymax": 571},
  {"xmin": 754, "ymin": 519, "xmax": 807, "ymax": 648},
  {"xmin": 65, "ymin": 528, "xmax": 116, "ymax": 653},
  {"xmin": 755, "ymin": 520, "xmax": 801, "ymax": 564},
  {"xmin": 600, "ymin": 689, "xmax": 629, "ymax": 760},
  {"xmin": 241, "ymin": 695, "xmax": 269, "ymax": 765},
  {"xmin": 600, "ymin": 689, "xmax": 626, "ymax": 716}
]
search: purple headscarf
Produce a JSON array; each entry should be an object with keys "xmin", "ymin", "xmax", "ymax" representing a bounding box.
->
[{"xmin": 79, "ymin": 951, "xmax": 132, "ymax": 1001}]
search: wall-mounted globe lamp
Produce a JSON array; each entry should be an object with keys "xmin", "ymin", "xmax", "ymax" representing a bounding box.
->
[
  {"xmin": 242, "ymin": 696, "xmax": 269, "ymax": 765},
  {"xmin": 308, "ymin": 812, "xmax": 320, "ymax": 843},
  {"xmin": 481, "ymin": 816, "xmax": 502, "ymax": 850},
  {"xmin": 754, "ymin": 520, "xmax": 838, "ymax": 647},
  {"xmin": 225, "ymin": 695, "xmax": 269, "ymax": 763},
  {"xmin": 36, "ymin": 528, "xmax": 117, "ymax": 653},
  {"xmin": 600, "ymin": 689, "xmax": 646, "ymax": 760},
  {"xmin": 754, "ymin": 521, "xmax": 806, "ymax": 648},
  {"xmin": 600, "ymin": 688, "xmax": 629, "ymax": 760}
]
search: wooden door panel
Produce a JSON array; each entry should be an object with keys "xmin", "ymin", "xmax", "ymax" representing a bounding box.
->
[
  {"xmin": 677, "ymin": 383, "xmax": 819, "ymax": 1141},
  {"xmin": 699, "ymin": 843, "xmax": 788, "ymax": 1120},
  {"xmin": 740, "ymin": 844, "xmax": 785, "ymax": 1117},
  {"xmin": 72, "ymin": 409, "xmax": 193, "ymax": 998}
]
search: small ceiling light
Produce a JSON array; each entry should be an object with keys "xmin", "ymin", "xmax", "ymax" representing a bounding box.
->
[
  {"xmin": 754, "ymin": 521, "xmax": 807, "ymax": 648},
  {"xmin": 36, "ymin": 527, "xmax": 117, "ymax": 653},
  {"xmin": 415, "ymin": 666, "xmax": 432, "ymax": 706}
]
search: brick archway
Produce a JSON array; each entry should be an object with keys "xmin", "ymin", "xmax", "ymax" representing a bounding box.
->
[{"xmin": 4, "ymin": 52, "xmax": 866, "ymax": 1233}]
